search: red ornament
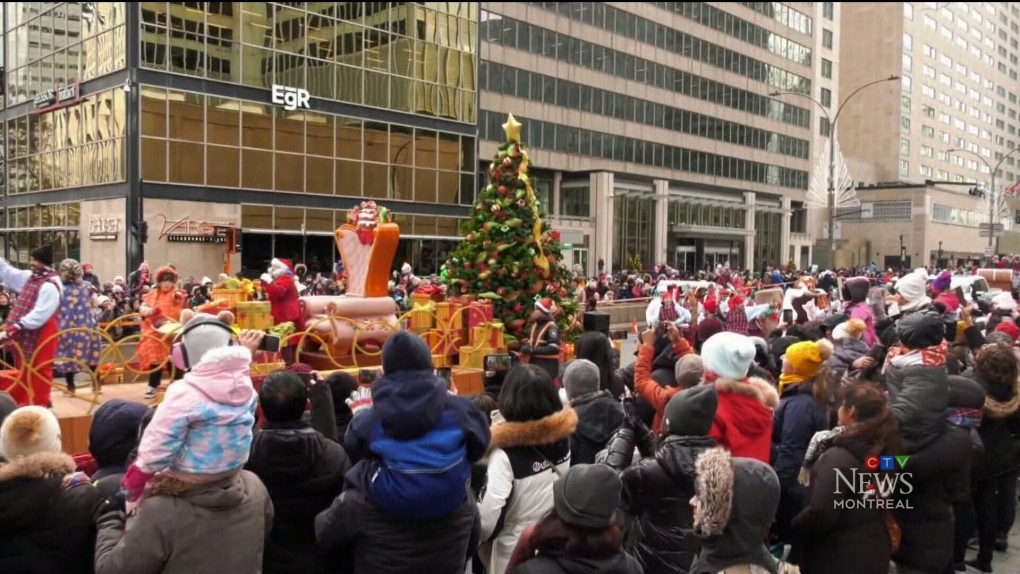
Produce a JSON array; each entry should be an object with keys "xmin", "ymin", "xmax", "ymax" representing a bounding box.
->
[
  {"xmin": 558, "ymin": 288, "xmax": 568, "ymax": 298},
  {"xmin": 551, "ymin": 230, "xmax": 561, "ymax": 241},
  {"xmin": 513, "ymin": 303, "xmax": 522, "ymax": 312},
  {"xmin": 498, "ymin": 185, "xmax": 506, "ymax": 194}
]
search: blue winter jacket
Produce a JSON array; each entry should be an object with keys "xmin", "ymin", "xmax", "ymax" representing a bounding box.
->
[
  {"xmin": 771, "ymin": 383, "xmax": 829, "ymax": 485},
  {"xmin": 344, "ymin": 369, "xmax": 491, "ymax": 521}
]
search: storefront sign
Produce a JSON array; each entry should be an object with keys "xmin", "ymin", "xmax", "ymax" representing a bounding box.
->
[
  {"xmin": 158, "ymin": 216, "xmax": 232, "ymax": 243},
  {"xmin": 33, "ymin": 81, "xmax": 81, "ymax": 112},
  {"xmin": 88, "ymin": 215, "xmax": 120, "ymax": 241},
  {"xmin": 271, "ymin": 84, "xmax": 310, "ymax": 111}
]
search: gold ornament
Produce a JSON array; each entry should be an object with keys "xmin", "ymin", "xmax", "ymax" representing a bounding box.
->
[{"xmin": 502, "ymin": 114, "xmax": 522, "ymax": 143}]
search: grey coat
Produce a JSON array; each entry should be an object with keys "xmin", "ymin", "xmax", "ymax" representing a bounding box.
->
[
  {"xmin": 886, "ymin": 363, "xmax": 948, "ymax": 452},
  {"xmin": 94, "ymin": 471, "xmax": 274, "ymax": 574}
]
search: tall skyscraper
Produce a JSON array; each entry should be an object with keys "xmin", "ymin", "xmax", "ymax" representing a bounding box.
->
[{"xmin": 479, "ymin": 2, "xmax": 839, "ymax": 273}]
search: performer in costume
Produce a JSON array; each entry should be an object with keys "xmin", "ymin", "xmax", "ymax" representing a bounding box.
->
[
  {"xmin": 0, "ymin": 244, "xmax": 62, "ymax": 406},
  {"xmin": 139, "ymin": 266, "xmax": 187, "ymax": 399},
  {"xmin": 261, "ymin": 257, "xmax": 304, "ymax": 364},
  {"xmin": 520, "ymin": 297, "xmax": 562, "ymax": 381},
  {"xmin": 53, "ymin": 259, "xmax": 102, "ymax": 397}
]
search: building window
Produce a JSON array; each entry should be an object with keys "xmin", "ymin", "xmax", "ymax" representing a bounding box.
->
[
  {"xmin": 902, "ymin": 95, "xmax": 912, "ymax": 113},
  {"xmin": 900, "ymin": 139, "xmax": 910, "ymax": 155},
  {"xmin": 821, "ymin": 58, "xmax": 832, "ymax": 79},
  {"xmin": 823, "ymin": 29, "xmax": 833, "ymax": 49},
  {"xmin": 903, "ymin": 53, "xmax": 913, "ymax": 72},
  {"xmin": 904, "ymin": 33, "xmax": 913, "ymax": 52},
  {"xmin": 821, "ymin": 88, "xmax": 832, "ymax": 107},
  {"xmin": 560, "ymin": 185, "xmax": 591, "ymax": 218},
  {"xmin": 613, "ymin": 193, "xmax": 655, "ymax": 271},
  {"xmin": 837, "ymin": 201, "xmax": 911, "ymax": 221},
  {"xmin": 820, "ymin": 117, "xmax": 831, "ymax": 137},
  {"xmin": 904, "ymin": 2, "xmax": 914, "ymax": 20},
  {"xmin": 900, "ymin": 160, "xmax": 910, "ymax": 176},
  {"xmin": 901, "ymin": 117, "xmax": 911, "ymax": 134},
  {"xmin": 790, "ymin": 201, "xmax": 807, "ymax": 233},
  {"xmin": 824, "ymin": 2, "xmax": 835, "ymax": 20}
]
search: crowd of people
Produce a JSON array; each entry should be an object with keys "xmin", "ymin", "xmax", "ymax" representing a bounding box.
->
[{"xmin": 3, "ymin": 244, "xmax": 1020, "ymax": 573}]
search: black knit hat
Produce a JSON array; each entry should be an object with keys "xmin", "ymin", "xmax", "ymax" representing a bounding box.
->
[
  {"xmin": 381, "ymin": 331, "xmax": 434, "ymax": 374},
  {"xmin": 896, "ymin": 311, "xmax": 945, "ymax": 349},
  {"xmin": 30, "ymin": 244, "xmax": 53, "ymax": 267},
  {"xmin": 663, "ymin": 384, "xmax": 718, "ymax": 437},
  {"xmin": 553, "ymin": 464, "xmax": 623, "ymax": 529}
]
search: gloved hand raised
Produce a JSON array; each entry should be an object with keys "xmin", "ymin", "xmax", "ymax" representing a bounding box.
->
[{"xmin": 346, "ymin": 387, "xmax": 373, "ymax": 416}]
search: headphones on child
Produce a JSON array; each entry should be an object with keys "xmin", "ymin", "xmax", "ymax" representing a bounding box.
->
[{"xmin": 170, "ymin": 317, "xmax": 235, "ymax": 372}]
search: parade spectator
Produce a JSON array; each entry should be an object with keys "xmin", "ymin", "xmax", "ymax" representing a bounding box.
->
[{"xmin": 562, "ymin": 359, "xmax": 623, "ymax": 466}]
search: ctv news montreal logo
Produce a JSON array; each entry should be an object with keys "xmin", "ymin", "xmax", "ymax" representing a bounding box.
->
[{"xmin": 833, "ymin": 455, "xmax": 913, "ymax": 509}]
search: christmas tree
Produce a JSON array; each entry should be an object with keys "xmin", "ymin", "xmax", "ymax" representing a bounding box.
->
[{"xmin": 445, "ymin": 114, "xmax": 577, "ymax": 342}]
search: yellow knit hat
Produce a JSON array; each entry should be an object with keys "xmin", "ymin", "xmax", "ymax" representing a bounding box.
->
[{"xmin": 785, "ymin": 339, "xmax": 834, "ymax": 378}]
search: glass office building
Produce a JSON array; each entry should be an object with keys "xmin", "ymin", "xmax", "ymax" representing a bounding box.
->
[{"xmin": 0, "ymin": 2, "xmax": 478, "ymax": 279}]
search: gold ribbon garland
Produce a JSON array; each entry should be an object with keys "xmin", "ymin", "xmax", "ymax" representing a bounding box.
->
[
  {"xmin": 413, "ymin": 301, "xmax": 437, "ymax": 312},
  {"xmin": 503, "ymin": 114, "xmax": 550, "ymax": 277}
]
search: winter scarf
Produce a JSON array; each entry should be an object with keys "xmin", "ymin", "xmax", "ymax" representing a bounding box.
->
[
  {"xmin": 778, "ymin": 373, "xmax": 808, "ymax": 395},
  {"xmin": 798, "ymin": 426, "xmax": 846, "ymax": 486},
  {"xmin": 883, "ymin": 340, "xmax": 948, "ymax": 372}
]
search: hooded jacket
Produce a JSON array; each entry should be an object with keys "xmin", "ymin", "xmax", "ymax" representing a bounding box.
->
[
  {"xmin": 619, "ymin": 435, "xmax": 717, "ymax": 574},
  {"xmin": 344, "ymin": 369, "xmax": 490, "ymax": 521},
  {"xmin": 265, "ymin": 270, "xmax": 303, "ymax": 328},
  {"xmin": 569, "ymin": 390, "xmax": 624, "ymax": 466},
  {"xmin": 0, "ymin": 452, "xmax": 105, "ymax": 574},
  {"xmin": 479, "ymin": 408, "xmax": 578, "ymax": 574},
  {"xmin": 771, "ymin": 383, "xmax": 829, "ymax": 485},
  {"xmin": 844, "ymin": 278, "xmax": 878, "ymax": 347},
  {"xmin": 133, "ymin": 345, "xmax": 258, "ymax": 476},
  {"xmin": 509, "ymin": 552, "xmax": 643, "ymax": 574},
  {"xmin": 708, "ymin": 377, "xmax": 779, "ymax": 463},
  {"xmin": 690, "ymin": 449, "xmax": 797, "ymax": 574},
  {"xmin": 95, "ymin": 471, "xmax": 274, "ymax": 574},
  {"xmin": 246, "ymin": 419, "xmax": 351, "ymax": 574}
]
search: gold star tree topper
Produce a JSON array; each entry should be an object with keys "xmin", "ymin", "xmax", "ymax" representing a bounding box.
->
[{"xmin": 502, "ymin": 114, "xmax": 522, "ymax": 143}]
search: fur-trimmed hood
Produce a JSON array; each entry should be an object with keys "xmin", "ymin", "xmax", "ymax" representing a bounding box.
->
[
  {"xmin": 489, "ymin": 407, "xmax": 578, "ymax": 452},
  {"xmin": 147, "ymin": 470, "xmax": 248, "ymax": 509},
  {"xmin": 984, "ymin": 377, "xmax": 1020, "ymax": 419},
  {"xmin": 0, "ymin": 451, "xmax": 74, "ymax": 482},
  {"xmin": 713, "ymin": 376, "xmax": 779, "ymax": 408},
  {"xmin": 692, "ymin": 447, "xmax": 783, "ymax": 574}
]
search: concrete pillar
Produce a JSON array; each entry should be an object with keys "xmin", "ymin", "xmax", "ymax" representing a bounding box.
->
[
  {"xmin": 653, "ymin": 180, "xmax": 669, "ymax": 267},
  {"xmin": 553, "ymin": 171, "xmax": 563, "ymax": 216},
  {"xmin": 744, "ymin": 192, "xmax": 756, "ymax": 272},
  {"xmin": 593, "ymin": 172, "xmax": 615, "ymax": 274},
  {"xmin": 781, "ymin": 197, "xmax": 792, "ymax": 268}
]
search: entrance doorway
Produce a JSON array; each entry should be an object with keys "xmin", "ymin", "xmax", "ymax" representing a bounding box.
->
[{"xmin": 240, "ymin": 233, "xmax": 337, "ymax": 279}]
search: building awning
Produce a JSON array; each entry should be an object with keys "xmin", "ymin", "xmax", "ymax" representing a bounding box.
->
[{"xmin": 672, "ymin": 224, "xmax": 754, "ymax": 238}]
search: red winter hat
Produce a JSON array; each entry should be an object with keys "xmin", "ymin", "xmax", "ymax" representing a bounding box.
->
[
  {"xmin": 995, "ymin": 320, "xmax": 1020, "ymax": 342},
  {"xmin": 271, "ymin": 258, "xmax": 294, "ymax": 273},
  {"xmin": 704, "ymin": 295, "xmax": 718, "ymax": 315},
  {"xmin": 535, "ymin": 298, "xmax": 557, "ymax": 315}
]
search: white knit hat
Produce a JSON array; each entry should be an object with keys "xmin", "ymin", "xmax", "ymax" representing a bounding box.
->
[
  {"xmin": 700, "ymin": 332, "xmax": 756, "ymax": 380},
  {"xmin": 894, "ymin": 271, "xmax": 927, "ymax": 305},
  {"xmin": 0, "ymin": 406, "xmax": 62, "ymax": 460}
]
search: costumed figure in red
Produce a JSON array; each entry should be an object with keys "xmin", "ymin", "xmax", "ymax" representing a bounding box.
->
[
  {"xmin": 0, "ymin": 244, "xmax": 61, "ymax": 406},
  {"xmin": 520, "ymin": 298, "xmax": 562, "ymax": 382},
  {"xmin": 139, "ymin": 266, "xmax": 187, "ymax": 399},
  {"xmin": 261, "ymin": 257, "xmax": 304, "ymax": 363}
]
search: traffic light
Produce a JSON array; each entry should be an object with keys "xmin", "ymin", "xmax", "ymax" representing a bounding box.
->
[{"xmin": 131, "ymin": 221, "xmax": 148, "ymax": 243}]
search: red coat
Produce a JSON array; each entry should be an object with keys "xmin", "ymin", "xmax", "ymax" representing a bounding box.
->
[
  {"xmin": 707, "ymin": 376, "xmax": 779, "ymax": 464},
  {"xmin": 265, "ymin": 272, "xmax": 303, "ymax": 329}
]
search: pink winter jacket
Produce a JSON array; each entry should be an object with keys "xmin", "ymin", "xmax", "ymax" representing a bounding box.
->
[{"xmin": 134, "ymin": 345, "xmax": 258, "ymax": 476}]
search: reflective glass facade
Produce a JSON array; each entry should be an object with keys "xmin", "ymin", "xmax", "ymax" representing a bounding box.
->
[
  {"xmin": 612, "ymin": 193, "xmax": 656, "ymax": 271},
  {"xmin": 6, "ymin": 3, "xmax": 127, "ymax": 106},
  {"xmin": 0, "ymin": 202, "xmax": 82, "ymax": 266},
  {"xmin": 0, "ymin": 3, "xmax": 479, "ymax": 274}
]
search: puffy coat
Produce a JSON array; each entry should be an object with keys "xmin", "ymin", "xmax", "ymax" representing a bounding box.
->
[
  {"xmin": 0, "ymin": 452, "xmax": 104, "ymax": 574},
  {"xmin": 771, "ymin": 383, "xmax": 829, "ymax": 486},
  {"xmin": 315, "ymin": 487, "xmax": 479, "ymax": 574},
  {"xmin": 570, "ymin": 391, "xmax": 624, "ymax": 466},
  {"xmin": 891, "ymin": 426, "xmax": 972, "ymax": 573},
  {"xmin": 885, "ymin": 361, "xmax": 948, "ymax": 452},
  {"xmin": 510, "ymin": 552, "xmax": 644, "ymax": 574},
  {"xmin": 972, "ymin": 374, "xmax": 1020, "ymax": 481},
  {"xmin": 826, "ymin": 337, "xmax": 868, "ymax": 379},
  {"xmin": 709, "ymin": 376, "xmax": 779, "ymax": 463},
  {"xmin": 792, "ymin": 437, "xmax": 890, "ymax": 574},
  {"xmin": 246, "ymin": 420, "xmax": 351, "ymax": 574},
  {"xmin": 95, "ymin": 471, "xmax": 274, "ymax": 574},
  {"xmin": 479, "ymin": 408, "xmax": 578, "ymax": 574},
  {"xmin": 619, "ymin": 435, "xmax": 717, "ymax": 574}
]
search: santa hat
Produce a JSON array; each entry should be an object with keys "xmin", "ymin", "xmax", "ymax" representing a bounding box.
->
[
  {"xmin": 535, "ymin": 298, "xmax": 557, "ymax": 315},
  {"xmin": 271, "ymin": 258, "xmax": 294, "ymax": 273}
]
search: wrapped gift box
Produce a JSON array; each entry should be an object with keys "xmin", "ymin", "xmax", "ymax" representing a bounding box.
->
[
  {"xmin": 408, "ymin": 294, "xmax": 436, "ymax": 333},
  {"xmin": 427, "ymin": 328, "xmax": 461, "ymax": 356},
  {"xmin": 466, "ymin": 301, "xmax": 494, "ymax": 332},
  {"xmin": 435, "ymin": 301, "xmax": 464, "ymax": 334},
  {"xmin": 236, "ymin": 301, "xmax": 274, "ymax": 331},
  {"xmin": 212, "ymin": 288, "xmax": 247, "ymax": 308},
  {"xmin": 471, "ymin": 321, "xmax": 505, "ymax": 348},
  {"xmin": 459, "ymin": 344, "xmax": 494, "ymax": 370}
]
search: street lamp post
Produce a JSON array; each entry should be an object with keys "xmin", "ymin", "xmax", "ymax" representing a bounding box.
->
[
  {"xmin": 771, "ymin": 75, "xmax": 900, "ymax": 270},
  {"xmin": 945, "ymin": 146, "xmax": 1020, "ymax": 264}
]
